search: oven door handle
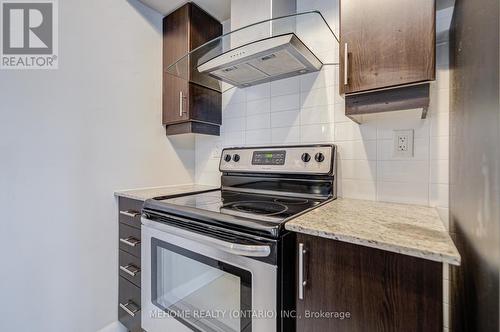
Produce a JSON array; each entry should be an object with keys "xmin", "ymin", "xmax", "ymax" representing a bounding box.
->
[{"xmin": 143, "ymin": 218, "xmax": 271, "ymax": 258}]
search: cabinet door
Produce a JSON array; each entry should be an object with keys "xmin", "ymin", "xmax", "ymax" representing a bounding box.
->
[
  {"xmin": 339, "ymin": 0, "xmax": 435, "ymax": 94},
  {"xmin": 296, "ymin": 233, "xmax": 442, "ymax": 332},
  {"xmin": 163, "ymin": 74, "xmax": 189, "ymax": 124}
]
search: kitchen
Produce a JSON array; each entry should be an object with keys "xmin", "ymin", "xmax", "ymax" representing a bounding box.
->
[{"xmin": 0, "ymin": 0, "xmax": 498, "ymax": 332}]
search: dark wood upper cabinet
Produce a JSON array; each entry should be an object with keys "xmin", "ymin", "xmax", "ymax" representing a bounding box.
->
[
  {"xmin": 340, "ymin": 0, "xmax": 436, "ymax": 95},
  {"xmin": 296, "ymin": 233, "xmax": 442, "ymax": 332},
  {"xmin": 163, "ymin": 3, "xmax": 222, "ymax": 136},
  {"xmin": 339, "ymin": 0, "xmax": 435, "ymax": 123}
]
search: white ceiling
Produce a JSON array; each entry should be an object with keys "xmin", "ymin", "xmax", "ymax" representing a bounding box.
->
[{"xmin": 138, "ymin": 0, "xmax": 231, "ymax": 21}]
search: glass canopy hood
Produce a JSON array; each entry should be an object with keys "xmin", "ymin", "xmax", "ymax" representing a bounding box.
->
[{"xmin": 165, "ymin": 11, "xmax": 339, "ymax": 93}]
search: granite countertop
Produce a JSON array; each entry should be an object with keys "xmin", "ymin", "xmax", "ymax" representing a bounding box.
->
[
  {"xmin": 114, "ymin": 184, "xmax": 218, "ymax": 201},
  {"xmin": 285, "ymin": 198, "xmax": 461, "ymax": 265}
]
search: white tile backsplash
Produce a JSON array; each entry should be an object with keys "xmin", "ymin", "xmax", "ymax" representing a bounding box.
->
[
  {"xmin": 271, "ymin": 76, "xmax": 300, "ymax": 97},
  {"xmin": 271, "ymin": 109, "xmax": 301, "ymax": 128},
  {"xmin": 246, "ymin": 98, "xmax": 270, "ymax": 116},
  {"xmin": 300, "ymin": 123, "xmax": 335, "ymax": 143},
  {"xmin": 271, "ymin": 93, "xmax": 301, "ymax": 112},
  {"xmin": 196, "ymin": 6, "xmax": 451, "ymax": 221},
  {"xmin": 272, "ymin": 126, "xmax": 301, "ymax": 144},
  {"xmin": 301, "ymin": 104, "xmax": 335, "ymax": 125},
  {"xmin": 245, "ymin": 129, "xmax": 272, "ymax": 145},
  {"xmin": 246, "ymin": 113, "xmax": 270, "ymax": 130}
]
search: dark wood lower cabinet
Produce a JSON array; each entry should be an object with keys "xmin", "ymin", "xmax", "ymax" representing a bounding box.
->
[
  {"xmin": 296, "ymin": 233, "xmax": 442, "ymax": 332},
  {"xmin": 118, "ymin": 197, "xmax": 143, "ymax": 332}
]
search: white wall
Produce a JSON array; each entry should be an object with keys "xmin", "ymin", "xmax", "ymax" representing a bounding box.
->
[{"xmin": 0, "ymin": 1, "xmax": 195, "ymax": 331}]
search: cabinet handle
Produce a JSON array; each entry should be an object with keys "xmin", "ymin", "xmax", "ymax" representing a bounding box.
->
[
  {"xmin": 119, "ymin": 210, "xmax": 140, "ymax": 218},
  {"xmin": 119, "ymin": 301, "xmax": 140, "ymax": 317},
  {"xmin": 298, "ymin": 243, "xmax": 307, "ymax": 300},
  {"xmin": 179, "ymin": 91, "xmax": 185, "ymax": 117},
  {"xmin": 119, "ymin": 237, "xmax": 141, "ymax": 247},
  {"xmin": 120, "ymin": 264, "xmax": 141, "ymax": 277},
  {"xmin": 344, "ymin": 43, "xmax": 349, "ymax": 86}
]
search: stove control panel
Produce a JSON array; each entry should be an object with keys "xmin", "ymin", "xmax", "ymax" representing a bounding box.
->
[{"xmin": 220, "ymin": 145, "xmax": 335, "ymax": 175}]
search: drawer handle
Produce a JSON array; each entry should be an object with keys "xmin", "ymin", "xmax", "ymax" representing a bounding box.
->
[
  {"xmin": 119, "ymin": 210, "xmax": 140, "ymax": 218},
  {"xmin": 120, "ymin": 301, "xmax": 140, "ymax": 317},
  {"xmin": 120, "ymin": 264, "xmax": 141, "ymax": 277},
  {"xmin": 119, "ymin": 237, "xmax": 141, "ymax": 247}
]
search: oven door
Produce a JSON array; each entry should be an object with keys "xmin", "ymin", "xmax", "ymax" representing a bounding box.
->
[{"xmin": 142, "ymin": 217, "xmax": 277, "ymax": 332}]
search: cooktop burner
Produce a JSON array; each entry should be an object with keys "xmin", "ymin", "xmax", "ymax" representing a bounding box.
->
[
  {"xmin": 224, "ymin": 201, "xmax": 289, "ymax": 216},
  {"xmin": 153, "ymin": 190, "xmax": 325, "ymax": 223}
]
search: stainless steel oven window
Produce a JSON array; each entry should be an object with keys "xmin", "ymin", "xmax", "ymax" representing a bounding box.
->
[{"xmin": 151, "ymin": 237, "xmax": 252, "ymax": 332}]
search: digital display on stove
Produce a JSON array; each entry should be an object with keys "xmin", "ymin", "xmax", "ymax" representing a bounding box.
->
[{"xmin": 252, "ymin": 150, "xmax": 286, "ymax": 165}]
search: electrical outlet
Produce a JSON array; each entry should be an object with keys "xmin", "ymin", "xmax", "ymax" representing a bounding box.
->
[{"xmin": 393, "ymin": 130, "xmax": 414, "ymax": 158}]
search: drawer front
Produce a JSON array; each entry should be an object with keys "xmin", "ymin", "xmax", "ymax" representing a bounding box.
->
[
  {"xmin": 119, "ymin": 197, "xmax": 143, "ymax": 229},
  {"xmin": 119, "ymin": 223, "xmax": 141, "ymax": 258},
  {"xmin": 119, "ymin": 249, "xmax": 141, "ymax": 287},
  {"xmin": 119, "ymin": 276, "xmax": 141, "ymax": 332}
]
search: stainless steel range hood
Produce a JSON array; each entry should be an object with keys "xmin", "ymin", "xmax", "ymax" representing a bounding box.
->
[
  {"xmin": 197, "ymin": 33, "xmax": 322, "ymax": 88},
  {"xmin": 164, "ymin": 11, "xmax": 339, "ymax": 92}
]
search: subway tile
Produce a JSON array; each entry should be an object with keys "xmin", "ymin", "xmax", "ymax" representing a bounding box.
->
[
  {"xmin": 336, "ymin": 140, "xmax": 377, "ymax": 160},
  {"xmin": 271, "ymin": 109, "xmax": 300, "ymax": 128},
  {"xmin": 245, "ymin": 129, "xmax": 271, "ymax": 145},
  {"xmin": 271, "ymin": 76, "xmax": 300, "ymax": 97},
  {"xmin": 340, "ymin": 159, "xmax": 377, "ymax": 181},
  {"xmin": 333, "ymin": 102, "xmax": 350, "ymax": 123},
  {"xmin": 222, "ymin": 88, "xmax": 246, "ymax": 107},
  {"xmin": 246, "ymin": 113, "xmax": 270, "ymax": 130},
  {"xmin": 223, "ymin": 131, "xmax": 245, "ymax": 146},
  {"xmin": 430, "ymin": 159, "xmax": 449, "ymax": 184},
  {"xmin": 377, "ymin": 137, "xmax": 430, "ymax": 161},
  {"xmin": 222, "ymin": 116, "xmax": 246, "ymax": 132},
  {"xmin": 430, "ymin": 183, "xmax": 449, "ymax": 208},
  {"xmin": 377, "ymin": 181, "xmax": 429, "ymax": 205},
  {"xmin": 246, "ymin": 98, "xmax": 270, "ymax": 116},
  {"xmin": 223, "ymin": 101, "xmax": 246, "ymax": 118},
  {"xmin": 271, "ymin": 93, "xmax": 300, "ymax": 112},
  {"xmin": 376, "ymin": 111, "xmax": 430, "ymax": 139},
  {"xmin": 300, "ymin": 104, "xmax": 334, "ymax": 125},
  {"xmin": 271, "ymin": 126, "xmax": 300, "ymax": 144},
  {"xmin": 246, "ymin": 83, "xmax": 270, "ymax": 101},
  {"xmin": 430, "ymin": 136, "xmax": 449, "ymax": 160},
  {"xmin": 300, "ymin": 65, "xmax": 336, "ymax": 91},
  {"xmin": 430, "ymin": 112, "xmax": 450, "ymax": 137},
  {"xmin": 300, "ymin": 86, "xmax": 336, "ymax": 108},
  {"xmin": 300, "ymin": 123, "xmax": 335, "ymax": 143},
  {"xmin": 377, "ymin": 160, "xmax": 429, "ymax": 183},
  {"xmin": 334, "ymin": 122, "xmax": 377, "ymax": 141},
  {"xmin": 196, "ymin": 170, "xmax": 221, "ymax": 186},
  {"xmin": 340, "ymin": 179, "xmax": 377, "ymax": 200}
]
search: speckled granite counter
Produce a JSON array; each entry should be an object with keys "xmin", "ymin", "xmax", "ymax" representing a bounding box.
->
[
  {"xmin": 285, "ymin": 198, "xmax": 460, "ymax": 265},
  {"xmin": 114, "ymin": 184, "xmax": 218, "ymax": 201}
]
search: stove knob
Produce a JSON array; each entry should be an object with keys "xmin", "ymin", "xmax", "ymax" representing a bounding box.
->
[
  {"xmin": 315, "ymin": 152, "xmax": 325, "ymax": 162},
  {"xmin": 301, "ymin": 153, "xmax": 311, "ymax": 162},
  {"xmin": 224, "ymin": 154, "xmax": 232, "ymax": 162},
  {"xmin": 233, "ymin": 154, "xmax": 240, "ymax": 162}
]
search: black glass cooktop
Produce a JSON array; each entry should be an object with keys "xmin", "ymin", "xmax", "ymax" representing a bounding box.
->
[{"xmin": 155, "ymin": 190, "xmax": 326, "ymax": 223}]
